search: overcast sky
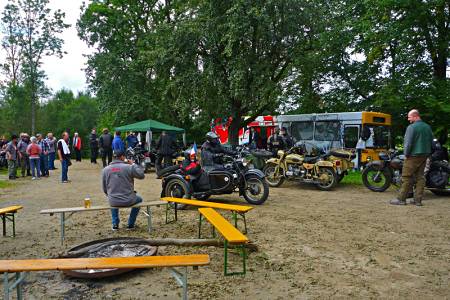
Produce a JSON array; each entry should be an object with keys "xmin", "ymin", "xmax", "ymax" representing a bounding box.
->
[{"xmin": 0, "ymin": 0, "xmax": 91, "ymax": 95}]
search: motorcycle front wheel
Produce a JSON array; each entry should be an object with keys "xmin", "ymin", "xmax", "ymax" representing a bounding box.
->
[
  {"xmin": 315, "ymin": 167, "xmax": 337, "ymax": 191},
  {"xmin": 263, "ymin": 163, "xmax": 285, "ymax": 187},
  {"xmin": 164, "ymin": 178, "xmax": 189, "ymax": 209},
  {"xmin": 362, "ymin": 165, "xmax": 392, "ymax": 192},
  {"xmin": 243, "ymin": 175, "xmax": 269, "ymax": 205},
  {"xmin": 430, "ymin": 189, "xmax": 450, "ymax": 196}
]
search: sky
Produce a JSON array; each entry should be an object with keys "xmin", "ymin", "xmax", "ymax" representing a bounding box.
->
[{"xmin": 0, "ymin": 0, "xmax": 91, "ymax": 95}]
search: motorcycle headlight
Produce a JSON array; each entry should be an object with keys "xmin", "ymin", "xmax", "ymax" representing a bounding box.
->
[{"xmin": 242, "ymin": 157, "xmax": 249, "ymax": 167}]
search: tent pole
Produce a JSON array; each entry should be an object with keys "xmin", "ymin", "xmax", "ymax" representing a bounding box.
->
[
  {"xmin": 148, "ymin": 130, "xmax": 153, "ymax": 151},
  {"xmin": 183, "ymin": 133, "xmax": 186, "ymax": 147}
]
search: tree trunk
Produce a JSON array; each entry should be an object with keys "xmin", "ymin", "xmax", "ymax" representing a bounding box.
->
[
  {"xmin": 30, "ymin": 70, "xmax": 36, "ymax": 135},
  {"xmin": 60, "ymin": 238, "xmax": 258, "ymax": 258},
  {"xmin": 228, "ymin": 104, "xmax": 242, "ymax": 147}
]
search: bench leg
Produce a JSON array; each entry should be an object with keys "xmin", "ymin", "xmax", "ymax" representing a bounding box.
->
[
  {"xmin": 231, "ymin": 211, "xmax": 248, "ymax": 234},
  {"xmin": 170, "ymin": 267, "xmax": 188, "ymax": 300},
  {"xmin": 3, "ymin": 272, "xmax": 9, "ymax": 300},
  {"xmin": 12, "ymin": 213, "xmax": 15, "ymax": 237},
  {"xmin": 224, "ymin": 241, "xmax": 246, "ymax": 276},
  {"xmin": 60, "ymin": 212, "xmax": 65, "ymax": 245},
  {"xmin": 1, "ymin": 214, "xmax": 5, "ymax": 236},
  {"xmin": 147, "ymin": 206, "xmax": 151, "ymax": 233},
  {"xmin": 240, "ymin": 213, "xmax": 248, "ymax": 234},
  {"xmin": 3, "ymin": 272, "xmax": 27, "ymax": 300},
  {"xmin": 198, "ymin": 214, "xmax": 202, "ymax": 238},
  {"xmin": 165, "ymin": 203, "xmax": 178, "ymax": 224},
  {"xmin": 15, "ymin": 273, "xmax": 22, "ymax": 300}
]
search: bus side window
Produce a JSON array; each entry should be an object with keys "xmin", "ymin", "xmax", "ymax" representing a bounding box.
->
[
  {"xmin": 291, "ymin": 121, "xmax": 314, "ymax": 141},
  {"xmin": 344, "ymin": 126, "xmax": 359, "ymax": 148},
  {"xmin": 314, "ymin": 121, "xmax": 340, "ymax": 141}
]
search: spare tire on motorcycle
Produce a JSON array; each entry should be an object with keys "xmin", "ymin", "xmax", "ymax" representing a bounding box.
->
[{"xmin": 329, "ymin": 150, "xmax": 356, "ymax": 160}]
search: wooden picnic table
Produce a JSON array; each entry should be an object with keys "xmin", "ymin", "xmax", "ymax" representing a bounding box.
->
[
  {"xmin": 1, "ymin": 254, "xmax": 210, "ymax": 300},
  {"xmin": 0, "ymin": 205, "xmax": 23, "ymax": 237},
  {"xmin": 161, "ymin": 197, "xmax": 253, "ymax": 233},
  {"xmin": 40, "ymin": 201, "xmax": 165, "ymax": 245}
]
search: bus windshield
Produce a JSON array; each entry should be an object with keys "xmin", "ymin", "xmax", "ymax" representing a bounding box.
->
[{"xmin": 365, "ymin": 125, "xmax": 390, "ymax": 148}]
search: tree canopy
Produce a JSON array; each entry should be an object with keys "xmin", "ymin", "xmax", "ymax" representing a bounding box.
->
[{"xmin": 1, "ymin": 0, "xmax": 448, "ymax": 145}]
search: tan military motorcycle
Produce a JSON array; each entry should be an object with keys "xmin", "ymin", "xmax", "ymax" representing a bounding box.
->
[{"xmin": 263, "ymin": 146, "xmax": 338, "ymax": 190}]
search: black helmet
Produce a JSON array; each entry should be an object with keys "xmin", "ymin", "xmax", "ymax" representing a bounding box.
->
[{"xmin": 206, "ymin": 131, "xmax": 219, "ymax": 143}]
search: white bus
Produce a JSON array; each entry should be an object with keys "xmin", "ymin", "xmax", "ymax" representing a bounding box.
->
[{"xmin": 277, "ymin": 111, "xmax": 392, "ymax": 166}]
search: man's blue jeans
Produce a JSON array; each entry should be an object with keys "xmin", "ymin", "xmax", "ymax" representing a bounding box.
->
[
  {"xmin": 30, "ymin": 158, "xmax": 41, "ymax": 178},
  {"xmin": 40, "ymin": 154, "xmax": 49, "ymax": 175},
  {"xmin": 61, "ymin": 159, "xmax": 69, "ymax": 182},
  {"xmin": 111, "ymin": 195, "xmax": 143, "ymax": 227},
  {"xmin": 48, "ymin": 152, "xmax": 56, "ymax": 170}
]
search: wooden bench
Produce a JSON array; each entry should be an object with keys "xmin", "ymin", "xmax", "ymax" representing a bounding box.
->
[
  {"xmin": 198, "ymin": 208, "xmax": 249, "ymax": 276},
  {"xmin": 40, "ymin": 201, "xmax": 166, "ymax": 245},
  {"xmin": 0, "ymin": 254, "xmax": 209, "ymax": 300},
  {"xmin": 161, "ymin": 197, "xmax": 253, "ymax": 233},
  {"xmin": 0, "ymin": 206, "xmax": 23, "ymax": 237}
]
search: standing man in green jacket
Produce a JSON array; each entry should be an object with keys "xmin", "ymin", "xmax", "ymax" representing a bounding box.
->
[{"xmin": 390, "ymin": 109, "xmax": 433, "ymax": 206}]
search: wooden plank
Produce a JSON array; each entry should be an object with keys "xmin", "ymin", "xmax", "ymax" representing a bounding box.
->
[
  {"xmin": 40, "ymin": 201, "xmax": 165, "ymax": 214},
  {"xmin": 199, "ymin": 208, "xmax": 248, "ymax": 244},
  {"xmin": 0, "ymin": 255, "xmax": 210, "ymax": 273},
  {"xmin": 162, "ymin": 197, "xmax": 253, "ymax": 212},
  {"xmin": 0, "ymin": 205, "xmax": 23, "ymax": 215}
]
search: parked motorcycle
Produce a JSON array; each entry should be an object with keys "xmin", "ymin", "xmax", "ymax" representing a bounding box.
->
[
  {"xmin": 327, "ymin": 149, "xmax": 356, "ymax": 182},
  {"xmin": 160, "ymin": 154, "xmax": 269, "ymax": 205},
  {"xmin": 263, "ymin": 146, "xmax": 338, "ymax": 190},
  {"xmin": 362, "ymin": 149, "xmax": 450, "ymax": 196},
  {"xmin": 126, "ymin": 144, "xmax": 155, "ymax": 172},
  {"xmin": 236, "ymin": 145, "xmax": 273, "ymax": 170}
]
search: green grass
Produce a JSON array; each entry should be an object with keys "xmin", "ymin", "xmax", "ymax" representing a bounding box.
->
[
  {"xmin": 340, "ymin": 170, "xmax": 363, "ymax": 185},
  {"xmin": 0, "ymin": 168, "xmax": 7, "ymax": 175},
  {"xmin": 0, "ymin": 180, "xmax": 14, "ymax": 189}
]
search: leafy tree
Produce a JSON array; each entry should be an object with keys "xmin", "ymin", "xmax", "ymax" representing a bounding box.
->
[
  {"xmin": 78, "ymin": 0, "xmax": 323, "ymax": 145},
  {"xmin": 0, "ymin": 0, "xmax": 69, "ymax": 134},
  {"xmin": 313, "ymin": 0, "xmax": 449, "ymax": 138}
]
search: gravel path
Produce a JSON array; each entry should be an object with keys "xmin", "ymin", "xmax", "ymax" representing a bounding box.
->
[{"xmin": 0, "ymin": 161, "xmax": 449, "ymax": 299}]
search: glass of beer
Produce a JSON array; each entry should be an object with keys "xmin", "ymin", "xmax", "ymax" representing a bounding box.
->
[{"xmin": 84, "ymin": 197, "xmax": 91, "ymax": 208}]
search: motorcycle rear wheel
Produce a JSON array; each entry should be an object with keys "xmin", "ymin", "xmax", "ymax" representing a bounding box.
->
[
  {"xmin": 315, "ymin": 167, "xmax": 337, "ymax": 191},
  {"xmin": 263, "ymin": 163, "xmax": 285, "ymax": 187},
  {"xmin": 362, "ymin": 165, "xmax": 392, "ymax": 192},
  {"xmin": 164, "ymin": 178, "xmax": 189, "ymax": 209},
  {"xmin": 243, "ymin": 175, "xmax": 269, "ymax": 205}
]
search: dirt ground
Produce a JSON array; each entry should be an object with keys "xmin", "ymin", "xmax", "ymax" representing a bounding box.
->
[{"xmin": 0, "ymin": 161, "xmax": 449, "ymax": 299}]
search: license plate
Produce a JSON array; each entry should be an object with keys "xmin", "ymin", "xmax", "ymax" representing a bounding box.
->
[{"xmin": 145, "ymin": 157, "xmax": 151, "ymax": 163}]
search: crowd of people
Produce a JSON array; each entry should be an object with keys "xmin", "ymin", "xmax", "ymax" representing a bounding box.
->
[
  {"xmin": 1, "ymin": 132, "xmax": 74, "ymax": 182},
  {"xmin": 0, "ymin": 128, "xmax": 148, "ymax": 182}
]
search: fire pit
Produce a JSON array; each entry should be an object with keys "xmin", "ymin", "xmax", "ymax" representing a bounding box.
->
[{"xmin": 61, "ymin": 237, "xmax": 158, "ymax": 278}]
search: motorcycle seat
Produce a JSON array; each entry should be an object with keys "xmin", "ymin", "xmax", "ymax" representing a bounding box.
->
[
  {"xmin": 303, "ymin": 156, "xmax": 319, "ymax": 163},
  {"xmin": 250, "ymin": 150, "xmax": 273, "ymax": 158}
]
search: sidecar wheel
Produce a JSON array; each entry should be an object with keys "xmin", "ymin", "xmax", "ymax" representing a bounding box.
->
[{"xmin": 164, "ymin": 178, "xmax": 189, "ymax": 209}]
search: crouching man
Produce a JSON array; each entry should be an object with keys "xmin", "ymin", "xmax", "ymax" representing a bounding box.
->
[{"xmin": 102, "ymin": 149, "xmax": 145, "ymax": 230}]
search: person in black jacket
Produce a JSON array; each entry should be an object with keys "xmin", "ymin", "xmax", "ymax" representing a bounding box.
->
[
  {"xmin": 267, "ymin": 129, "xmax": 285, "ymax": 156},
  {"xmin": 280, "ymin": 127, "xmax": 294, "ymax": 149},
  {"xmin": 89, "ymin": 128, "xmax": 99, "ymax": 164},
  {"xmin": 99, "ymin": 128, "xmax": 113, "ymax": 167},
  {"xmin": 156, "ymin": 131, "xmax": 177, "ymax": 170},
  {"xmin": 201, "ymin": 131, "xmax": 235, "ymax": 171}
]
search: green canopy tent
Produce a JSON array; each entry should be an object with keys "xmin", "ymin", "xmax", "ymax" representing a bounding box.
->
[{"xmin": 115, "ymin": 119, "xmax": 186, "ymax": 150}]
